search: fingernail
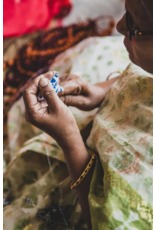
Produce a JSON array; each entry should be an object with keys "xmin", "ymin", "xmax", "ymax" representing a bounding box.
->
[
  {"xmin": 48, "ymin": 71, "xmax": 53, "ymax": 75},
  {"xmin": 39, "ymin": 78, "xmax": 49, "ymax": 87}
]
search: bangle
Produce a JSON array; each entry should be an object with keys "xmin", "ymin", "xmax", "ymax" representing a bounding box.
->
[
  {"xmin": 70, "ymin": 154, "xmax": 96, "ymax": 190},
  {"xmin": 106, "ymin": 71, "xmax": 122, "ymax": 80}
]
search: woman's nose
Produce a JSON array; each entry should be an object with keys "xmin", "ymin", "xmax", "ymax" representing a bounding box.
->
[{"xmin": 116, "ymin": 13, "xmax": 127, "ymax": 37}]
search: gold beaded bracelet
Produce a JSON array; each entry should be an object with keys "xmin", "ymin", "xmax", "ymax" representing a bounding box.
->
[{"xmin": 70, "ymin": 154, "xmax": 96, "ymax": 190}]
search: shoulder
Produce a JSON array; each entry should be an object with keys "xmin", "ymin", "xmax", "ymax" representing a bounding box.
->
[{"xmin": 102, "ymin": 63, "xmax": 153, "ymax": 111}]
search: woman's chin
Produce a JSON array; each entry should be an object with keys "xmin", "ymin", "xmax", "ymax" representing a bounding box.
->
[{"xmin": 129, "ymin": 53, "xmax": 136, "ymax": 64}]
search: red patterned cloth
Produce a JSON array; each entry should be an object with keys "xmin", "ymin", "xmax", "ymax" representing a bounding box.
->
[{"xmin": 3, "ymin": 0, "xmax": 72, "ymax": 37}]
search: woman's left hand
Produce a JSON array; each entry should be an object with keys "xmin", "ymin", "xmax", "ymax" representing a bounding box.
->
[
  {"xmin": 58, "ymin": 73, "xmax": 119, "ymax": 111},
  {"xmin": 23, "ymin": 72, "xmax": 80, "ymax": 149}
]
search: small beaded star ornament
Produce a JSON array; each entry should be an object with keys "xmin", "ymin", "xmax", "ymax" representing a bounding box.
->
[{"xmin": 37, "ymin": 71, "xmax": 64, "ymax": 102}]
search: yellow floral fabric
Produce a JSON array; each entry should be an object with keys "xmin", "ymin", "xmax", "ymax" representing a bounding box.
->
[
  {"xmin": 87, "ymin": 63, "xmax": 153, "ymax": 230},
  {"xmin": 3, "ymin": 36, "xmax": 153, "ymax": 230}
]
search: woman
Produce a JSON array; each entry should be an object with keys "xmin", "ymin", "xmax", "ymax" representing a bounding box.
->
[{"xmin": 4, "ymin": 0, "xmax": 153, "ymax": 229}]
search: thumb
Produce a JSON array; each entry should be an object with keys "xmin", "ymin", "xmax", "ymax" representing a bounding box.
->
[{"xmin": 39, "ymin": 78, "xmax": 59, "ymax": 111}]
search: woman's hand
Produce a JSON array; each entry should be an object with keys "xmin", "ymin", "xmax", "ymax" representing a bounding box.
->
[
  {"xmin": 58, "ymin": 74, "xmax": 119, "ymax": 111},
  {"xmin": 23, "ymin": 72, "xmax": 79, "ymax": 149},
  {"xmin": 23, "ymin": 71, "xmax": 99, "ymax": 229}
]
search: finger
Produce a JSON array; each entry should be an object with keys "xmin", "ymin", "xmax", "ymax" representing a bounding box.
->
[
  {"xmin": 23, "ymin": 71, "xmax": 55, "ymax": 108},
  {"xmin": 43, "ymin": 71, "xmax": 56, "ymax": 80},
  {"xmin": 58, "ymin": 73, "xmax": 80, "ymax": 96},
  {"xmin": 60, "ymin": 95, "xmax": 88, "ymax": 110},
  {"xmin": 58, "ymin": 81, "xmax": 82, "ymax": 97},
  {"xmin": 59, "ymin": 73, "xmax": 75, "ymax": 84},
  {"xmin": 40, "ymin": 100, "xmax": 48, "ymax": 109},
  {"xmin": 23, "ymin": 74, "xmax": 44, "ymax": 109},
  {"xmin": 39, "ymin": 78, "xmax": 60, "ymax": 112}
]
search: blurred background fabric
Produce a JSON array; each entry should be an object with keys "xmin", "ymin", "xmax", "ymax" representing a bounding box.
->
[
  {"xmin": 3, "ymin": 0, "xmax": 125, "ymax": 38},
  {"xmin": 63, "ymin": 0, "xmax": 125, "ymax": 35},
  {"xmin": 3, "ymin": 0, "xmax": 72, "ymax": 37}
]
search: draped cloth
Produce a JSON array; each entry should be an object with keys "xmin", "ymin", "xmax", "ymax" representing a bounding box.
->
[{"xmin": 3, "ymin": 36, "xmax": 152, "ymax": 230}]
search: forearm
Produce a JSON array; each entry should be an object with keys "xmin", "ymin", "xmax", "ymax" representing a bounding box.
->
[
  {"xmin": 61, "ymin": 133, "xmax": 94, "ymax": 229},
  {"xmin": 94, "ymin": 76, "xmax": 119, "ymax": 106},
  {"xmin": 95, "ymin": 76, "xmax": 119, "ymax": 91}
]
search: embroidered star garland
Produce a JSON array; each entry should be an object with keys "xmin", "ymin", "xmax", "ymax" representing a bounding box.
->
[{"xmin": 37, "ymin": 71, "xmax": 64, "ymax": 102}]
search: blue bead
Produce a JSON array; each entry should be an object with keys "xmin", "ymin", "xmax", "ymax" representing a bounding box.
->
[
  {"xmin": 37, "ymin": 72, "xmax": 64, "ymax": 101},
  {"xmin": 51, "ymin": 78, "xmax": 56, "ymax": 83}
]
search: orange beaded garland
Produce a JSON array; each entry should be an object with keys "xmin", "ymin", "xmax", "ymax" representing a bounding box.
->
[{"xmin": 3, "ymin": 16, "xmax": 115, "ymax": 113}]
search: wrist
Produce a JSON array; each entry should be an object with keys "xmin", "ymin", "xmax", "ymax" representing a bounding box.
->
[
  {"xmin": 56, "ymin": 123, "xmax": 82, "ymax": 150},
  {"xmin": 92, "ymin": 84, "xmax": 106, "ymax": 107},
  {"xmin": 94, "ymin": 77, "xmax": 119, "ymax": 104},
  {"xmin": 59, "ymin": 129, "xmax": 83, "ymax": 151}
]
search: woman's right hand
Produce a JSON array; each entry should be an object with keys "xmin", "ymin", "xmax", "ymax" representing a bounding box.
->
[{"xmin": 58, "ymin": 74, "xmax": 118, "ymax": 111}]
